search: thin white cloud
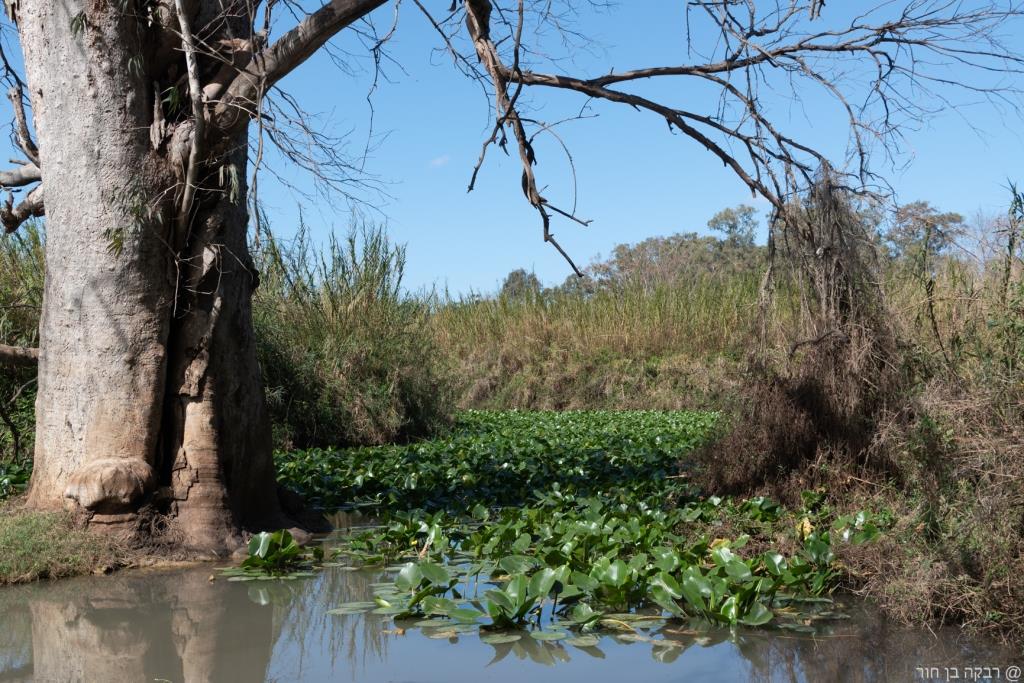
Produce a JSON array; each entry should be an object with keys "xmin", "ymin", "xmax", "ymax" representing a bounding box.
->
[{"xmin": 429, "ymin": 154, "xmax": 451, "ymax": 168}]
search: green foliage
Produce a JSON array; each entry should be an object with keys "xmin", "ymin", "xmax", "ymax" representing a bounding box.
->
[
  {"xmin": 884, "ymin": 200, "xmax": 966, "ymax": 265},
  {"xmin": 0, "ymin": 224, "xmax": 42, "ymax": 463},
  {"xmin": 584, "ymin": 231, "xmax": 765, "ymax": 291},
  {"xmin": 276, "ymin": 409, "xmax": 719, "ymax": 511},
  {"xmin": 162, "ymin": 86, "xmax": 183, "ymax": 114},
  {"xmin": 706, "ymin": 204, "xmax": 759, "ymax": 248},
  {"xmin": 0, "ymin": 460, "xmax": 30, "ymax": 501},
  {"xmin": 499, "ymin": 268, "xmax": 543, "ymax": 300},
  {"xmin": 253, "ymin": 221, "xmax": 455, "ymax": 449},
  {"xmin": 330, "ymin": 491, "xmax": 882, "ymax": 634},
  {"xmin": 287, "ymin": 409, "xmax": 882, "ymax": 637},
  {"xmin": 69, "ymin": 11, "xmax": 87, "ymax": 37},
  {"xmin": 219, "ymin": 530, "xmax": 323, "ymax": 580}
]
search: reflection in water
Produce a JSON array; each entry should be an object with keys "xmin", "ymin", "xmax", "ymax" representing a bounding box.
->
[
  {"xmin": 0, "ymin": 569, "xmax": 274, "ymax": 683},
  {"xmin": 0, "ymin": 563, "xmax": 1017, "ymax": 683}
]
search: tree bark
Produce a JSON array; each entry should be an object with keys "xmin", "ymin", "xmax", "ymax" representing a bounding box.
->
[{"xmin": 16, "ymin": 0, "xmax": 290, "ymax": 550}]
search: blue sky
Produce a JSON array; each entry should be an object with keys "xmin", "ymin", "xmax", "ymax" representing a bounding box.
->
[{"xmin": 5, "ymin": 2, "xmax": 1023, "ymax": 295}]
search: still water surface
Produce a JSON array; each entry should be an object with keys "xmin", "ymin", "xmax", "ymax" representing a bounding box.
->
[{"xmin": 0, "ymin": 555, "xmax": 1019, "ymax": 683}]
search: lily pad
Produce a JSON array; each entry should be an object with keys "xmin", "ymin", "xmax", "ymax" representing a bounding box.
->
[
  {"xmin": 565, "ymin": 634, "xmax": 600, "ymax": 648},
  {"xmin": 530, "ymin": 631, "xmax": 568, "ymax": 641}
]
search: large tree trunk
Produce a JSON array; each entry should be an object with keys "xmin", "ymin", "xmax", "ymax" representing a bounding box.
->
[{"xmin": 17, "ymin": 0, "xmax": 288, "ymax": 551}]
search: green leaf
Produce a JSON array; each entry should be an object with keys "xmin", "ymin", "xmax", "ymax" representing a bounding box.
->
[
  {"xmin": 512, "ymin": 533, "xmax": 532, "ymax": 553},
  {"xmin": 249, "ymin": 532, "xmax": 271, "ymax": 559},
  {"xmin": 528, "ymin": 568, "xmax": 558, "ymax": 599},
  {"xmin": 449, "ymin": 607, "xmax": 483, "ymax": 623},
  {"xmin": 649, "ymin": 585, "xmax": 684, "ymax": 617},
  {"xmin": 724, "ymin": 560, "xmax": 753, "ymax": 583},
  {"xmin": 605, "ymin": 559, "xmax": 629, "ymax": 588},
  {"xmin": 484, "ymin": 589, "xmax": 515, "ymax": 615},
  {"xmin": 569, "ymin": 602, "xmax": 601, "ymax": 625},
  {"xmin": 499, "ymin": 555, "xmax": 536, "ymax": 575},
  {"xmin": 419, "ymin": 561, "xmax": 450, "ymax": 586},
  {"xmin": 651, "ymin": 571, "xmax": 682, "ymax": 599},
  {"xmin": 530, "ymin": 630, "xmax": 568, "ymax": 641},
  {"xmin": 570, "ymin": 571, "xmax": 600, "ymax": 592},
  {"xmin": 396, "ymin": 563, "xmax": 423, "ymax": 591},
  {"xmin": 764, "ymin": 552, "xmax": 786, "ymax": 576},
  {"xmin": 719, "ymin": 595, "xmax": 740, "ymax": 624},
  {"xmin": 739, "ymin": 602, "xmax": 773, "ymax": 626}
]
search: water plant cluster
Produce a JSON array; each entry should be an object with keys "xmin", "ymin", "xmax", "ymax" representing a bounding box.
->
[
  {"xmin": 276, "ymin": 410, "xmax": 719, "ymax": 510},
  {"xmin": 272, "ymin": 410, "xmax": 886, "ymax": 640},
  {"xmin": 330, "ymin": 490, "xmax": 883, "ymax": 639},
  {"xmin": 221, "ymin": 530, "xmax": 323, "ymax": 581}
]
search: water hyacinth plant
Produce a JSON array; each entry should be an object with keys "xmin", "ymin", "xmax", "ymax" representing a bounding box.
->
[{"xmin": 298, "ymin": 410, "xmax": 887, "ymax": 640}]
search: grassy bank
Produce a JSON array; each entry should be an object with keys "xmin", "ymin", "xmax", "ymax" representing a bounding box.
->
[
  {"xmin": 0, "ymin": 504, "xmax": 123, "ymax": 584},
  {"xmin": 432, "ymin": 274, "xmax": 766, "ymax": 411}
]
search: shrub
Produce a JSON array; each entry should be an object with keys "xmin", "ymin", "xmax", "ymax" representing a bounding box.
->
[
  {"xmin": 0, "ymin": 224, "xmax": 43, "ymax": 464},
  {"xmin": 253, "ymin": 222, "xmax": 454, "ymax": 449}
]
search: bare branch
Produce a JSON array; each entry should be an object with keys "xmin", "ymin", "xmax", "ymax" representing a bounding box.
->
[
  {"xmin": 438, "ymin": 0, "xmax": 1024, "ymax": 270},
  {"xmin": 213, "ymin": 0, "xmax": 389, "ymax": 130},
  {"xmin": 0, "ymin": 185, "xmax": 43, "ymax": 233},
  {"xmin": 464, "ymin": 0, "xmax": 586, "ymax": 276},
  {"xmin": 7, "ymin": 85, "xmax": 37, "ymax": 165},
  {"xmin": 0, "ymin": 163, "xmax": 40, "ymax": 189}
]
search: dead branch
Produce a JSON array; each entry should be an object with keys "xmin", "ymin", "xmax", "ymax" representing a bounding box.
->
[
  {"xmin": 7, "ymin": 85, "xmax": 37, "ymax": 165},
  {"xmin": 413, "ymin": 0, "xmax": 1024, "ymax": 278},
  {"xmin": 0, "ymin": 163, "xmax": 40, "ymax": 189},
  {"xmin": 464, "ymin": 0, "xmax": 586, "ymax": 276},
  {"xmin": 0, "ymin": 344, "xmax": 38, "ymax": 366},
  {"xmin": 0, "ymin": 185, "xmax": 43, "ymax": 233}
]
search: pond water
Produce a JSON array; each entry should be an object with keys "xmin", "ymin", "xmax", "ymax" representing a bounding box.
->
[{"xmin": 0, "ymin": 553, "xmax": 1019, "ymax": 683}]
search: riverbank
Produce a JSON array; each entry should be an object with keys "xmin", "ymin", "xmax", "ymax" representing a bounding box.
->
[{"xmin": 0, "ymin": 502, "xmax": 124, "ymax": 584}]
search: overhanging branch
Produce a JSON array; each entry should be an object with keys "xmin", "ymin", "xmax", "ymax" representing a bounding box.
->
[{"xmin": 213, "ymin": 0, "xmax": 388, "ymax": 130}]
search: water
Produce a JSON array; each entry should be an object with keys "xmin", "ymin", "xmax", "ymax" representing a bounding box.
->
[{"xmin": 0, "ymin": 558, "xmax": 1019, "ymax": 683}]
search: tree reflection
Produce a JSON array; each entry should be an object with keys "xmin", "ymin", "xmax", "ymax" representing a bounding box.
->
[{"xmin": 2, "ymin": 568, "xmax": 274, "ymax": 682}]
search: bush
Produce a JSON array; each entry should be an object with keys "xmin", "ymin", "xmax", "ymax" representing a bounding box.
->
[
  {"xmin": 0, "ymin": 224, "xmax": 43, "ymax": 464},
  {"xmin": 253, "ymin": 222, "xmax": 454, "ymax": 449}
]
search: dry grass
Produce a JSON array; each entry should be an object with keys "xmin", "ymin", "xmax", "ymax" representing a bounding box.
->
[{"xmin": 432, "ymin": 273, "xmax": 778, "ymax": 410}]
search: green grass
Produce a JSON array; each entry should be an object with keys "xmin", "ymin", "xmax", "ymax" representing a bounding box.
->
[{"xmin": 0, "ymin": 508, "xmax": 121, "ymax": 584}]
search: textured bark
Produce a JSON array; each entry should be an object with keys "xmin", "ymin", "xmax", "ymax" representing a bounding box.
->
[
  {"xmin": 19, "ymin": 0, "xmax": 175, "ymax": 519},
  {"xmin": 16, "ymin": 0, "xmax": 290, "ymax": 550},
  {"xmin": 163, "ymin": 133, "xmax": 286, "ymax": 549}
]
